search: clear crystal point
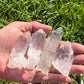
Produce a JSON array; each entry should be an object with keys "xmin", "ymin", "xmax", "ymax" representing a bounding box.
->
[
  {"xmin": 37, "ymin": 27, "xmax": 63, "ymax": 74},
  {"xmin": 27, "ymin": 29, "xmax": 46, "ymax": 69},
  {"xmin": 52, "ymin": 41, "xmax": 73, "ymax": 76},
  {"xmin": 7, "ymin": 31, "xmax": 31, "ymax": 68}
]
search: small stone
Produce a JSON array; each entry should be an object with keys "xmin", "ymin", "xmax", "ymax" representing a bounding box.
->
[
  {"xmin": 27, "ymin": 29, "xmax": 46, "ymax": 69},
  {"xmin": 52, "ymin": 41, "xmax": 73, "ymax": 76},
  {"xmin": 36, "ymin": 27, "xmax": 63, "ymax": 74}
]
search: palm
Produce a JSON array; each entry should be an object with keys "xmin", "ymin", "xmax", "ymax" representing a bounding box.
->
[{"xmin": 0, "ymin": 21, "xmax": 84, "ymax": 83}]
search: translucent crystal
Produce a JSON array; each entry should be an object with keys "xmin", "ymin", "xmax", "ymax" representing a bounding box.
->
[
  {"xmin": 27, "ymin": 29, "xmax": 46, "ymax": 69},
  {"xmin": 52, "ymin": 41, "xmax": 73, "ymax": 76},
  {"xmin": 7, "ymin": 28, "xmax": 73, "ymax": 76},
  {"xmin": 36, "ymin": 27, "xmax": 63, "ymax": 74},
  {"xmin": 7, "ymin": 32, "xmax": 31, "ymax": 68}
]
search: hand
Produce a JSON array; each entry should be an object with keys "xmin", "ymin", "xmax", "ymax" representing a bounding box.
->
[
  {"xmin": 0, "ymin": 21, "xmax": 83, "ymax": 83},
  {"xmin": 70, "ymin": 42, "xmax": 84, "ymax": 74},
  {"xmin": 0, "ymin": 21, "xmax": 71, "ymax": 83}
]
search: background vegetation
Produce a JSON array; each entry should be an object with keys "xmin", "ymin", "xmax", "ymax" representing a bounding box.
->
[{"xmin": 0, "ymin": 0, "xmax": 84, "ymax": 84}]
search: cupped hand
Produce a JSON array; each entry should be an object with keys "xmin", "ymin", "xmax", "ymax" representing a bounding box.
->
[{"xmin": 0, "ymin": 21, "xmax": 84, "ymax": 83}]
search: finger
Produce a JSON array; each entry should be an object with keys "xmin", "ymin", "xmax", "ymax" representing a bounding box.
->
[
  {"xmin": 32, "ymin": 73, "xmax": 71, "ymax": 83},
  {"xmin": 73, "ymin": 54, "xmax": 84, "ymax": 64},
  {"xmin": 6, "ymin": 21, "xmax": 52, "ymax": 34},
  {"xmin": 21, "ymin": 21, "xmax": 52, "ymax": 33},
  {"xmin": 71, "ymin": 43, "xmax": 84, "ymax": 54},
  {"xmin": 70, "ymin": 65, "xmax": 84, "ymax": 74},
  {"xmin": 60, "ymin": 41, "xmax": 84, "ymax": 54},
  {"xmin": 31, "ymin": 21, "xmax": 52, "ymax": 33}
]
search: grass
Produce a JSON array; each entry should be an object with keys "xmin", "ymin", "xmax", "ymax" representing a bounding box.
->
[{"xmin": 0, "ymin": 0, "xmax": 84, "ymax": 84}]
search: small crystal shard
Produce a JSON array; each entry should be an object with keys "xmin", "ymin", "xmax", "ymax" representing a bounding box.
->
[
  {"xmin": 7, "ymin": 32, "xmax": 31, "ymax": 68},
  {"xmin": 36, "ymin": 27, "xmax": 63, "ymax": 74},
  {"xmin": 52, "ymin": 41, "xmax": 73, "ymax": 76},
  {"xmin": 27, "ymin": 29, "xmax": 46, "ymax": 69}
]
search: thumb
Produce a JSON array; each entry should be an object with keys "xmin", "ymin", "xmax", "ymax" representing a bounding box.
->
[
  {"xmin": 20, "ymin": 21, "xmax": 52, "ymax": 33},
  {"xmin": 30, "ymin": 21, "xmax": 52, "ymax": 33}
]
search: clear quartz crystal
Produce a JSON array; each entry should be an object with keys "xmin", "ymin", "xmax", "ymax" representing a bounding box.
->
[
  {"xmin": 27, "ymin": 29, "xmax": 46, "ymax": 69},
  {"xmin": 7, "ymin": 28, "xmax": 74, "ymax": 76},
  {"xmin": 52, "ymin": 41, "xmax": 73, "ymax": 76},
  {"xmin": 7, "ymin": 32, "xmax": 31, "ymax": 68},
  {"xmin": 36, "ymin": 27, "xmax": 63, "ymax": 74}
]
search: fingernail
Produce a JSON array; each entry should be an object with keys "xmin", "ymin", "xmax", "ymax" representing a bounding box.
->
[{"xmin": 66, "ymin": 76, "xmax": 71, "ymax": 82}]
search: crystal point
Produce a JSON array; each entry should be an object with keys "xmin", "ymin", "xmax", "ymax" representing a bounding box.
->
[
  {"xmin": 7, "ymin": 32, "xmax": 31, "ymax": 68},
  {"xmin": 27, "ymin": 29, "xmax": 46, "ymax": 69},
  {"xmin": 53, "ymin": 41, "xmax": 73, "ymax": 76}
]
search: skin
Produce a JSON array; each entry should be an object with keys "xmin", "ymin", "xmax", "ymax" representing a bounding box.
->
[{"xmin": 0, "ymin": 21, "xmax": 84, "ymax": 83}]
